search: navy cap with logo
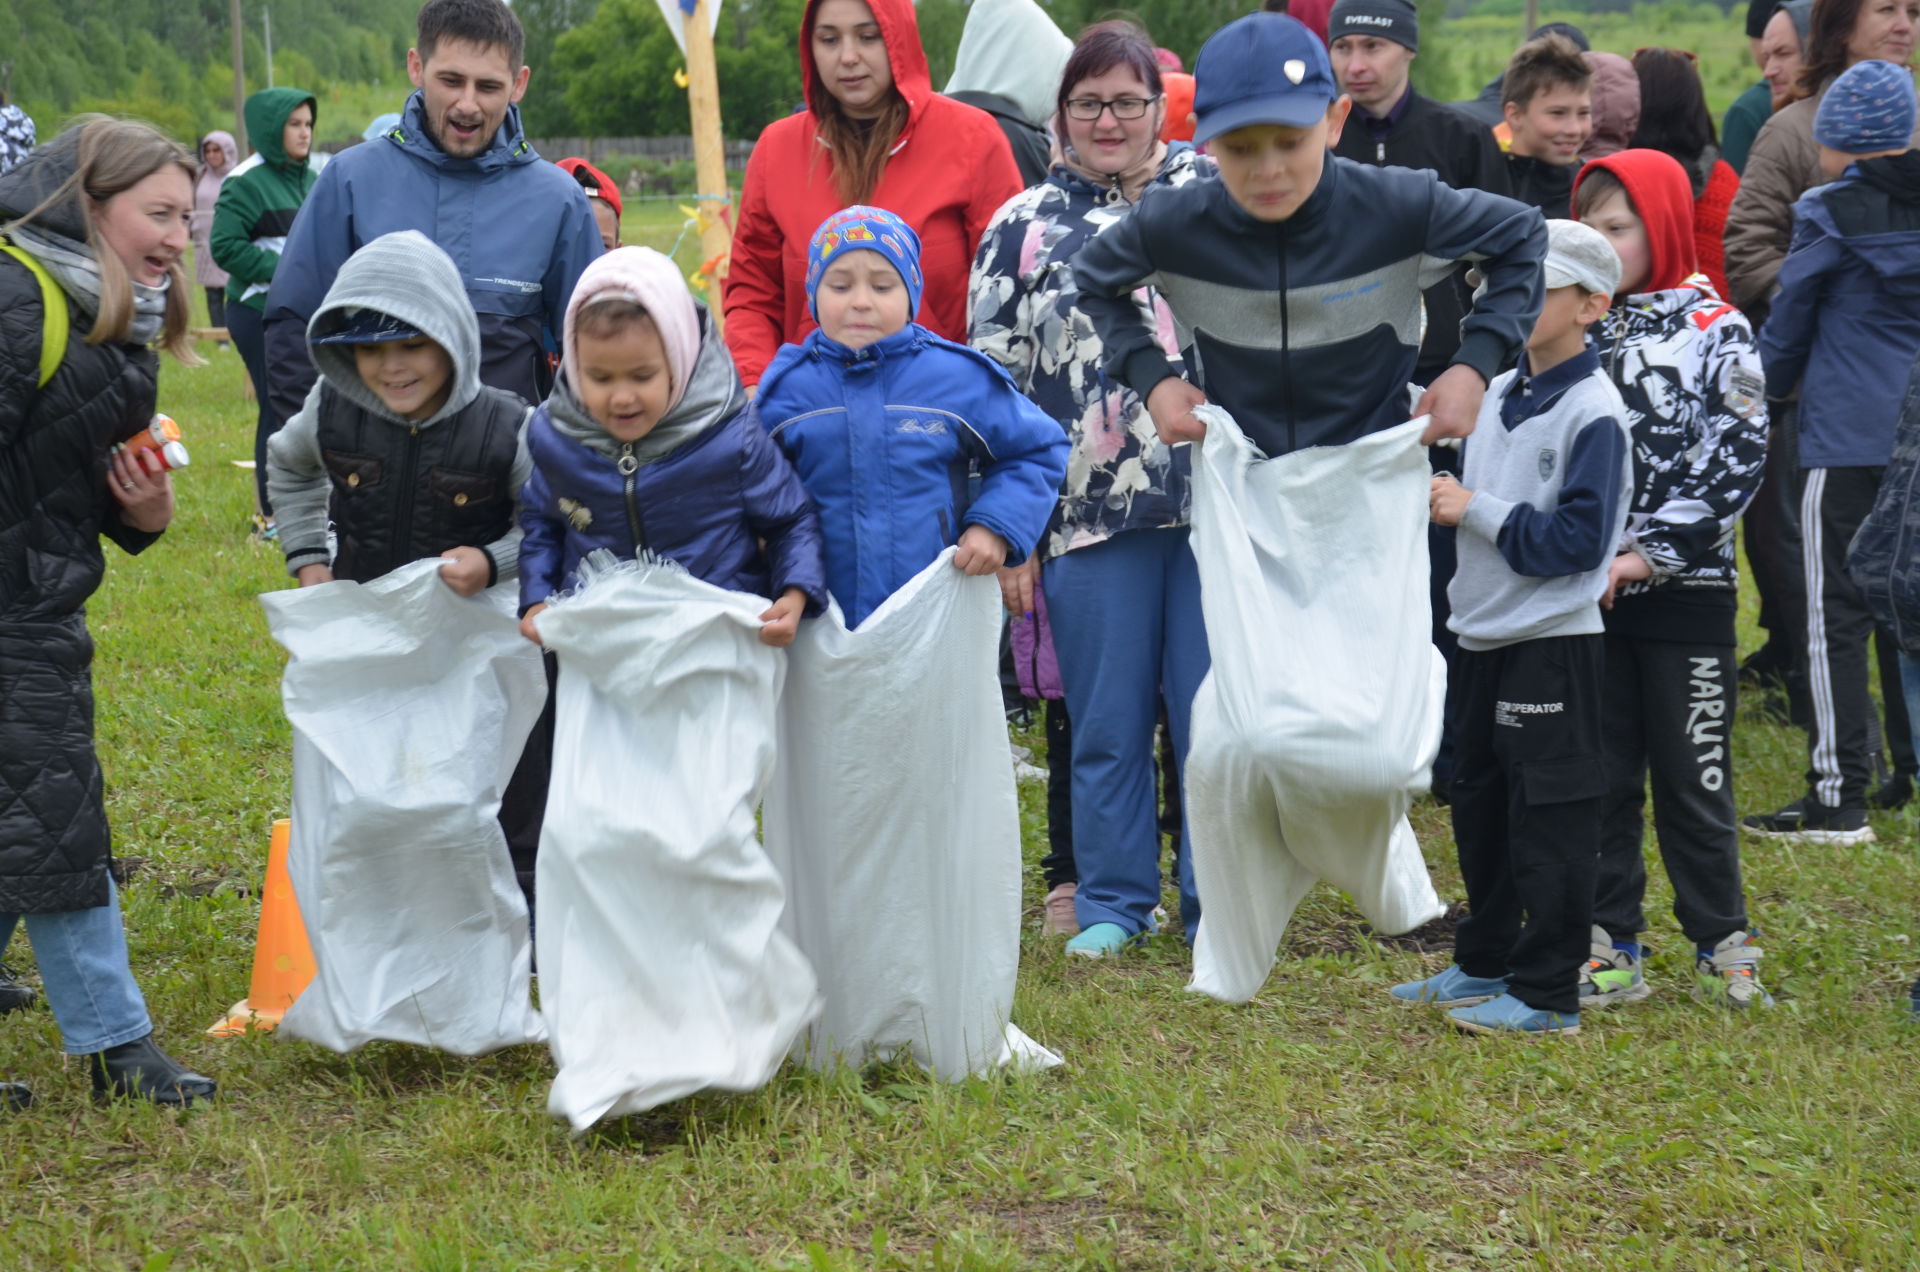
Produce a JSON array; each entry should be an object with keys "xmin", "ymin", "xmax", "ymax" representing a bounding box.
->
[
  {"xmin": 1192, "ymin": 13, "xmax": 1339, "ymax": 146},
  {"xmin": 311, "ymin": 307, "xmax": 425, "ymax": 346}
]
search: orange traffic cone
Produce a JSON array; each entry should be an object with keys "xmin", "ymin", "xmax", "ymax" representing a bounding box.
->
[{"xmin": 207, "ymin": 818, "xmax": 316, "ymax": 1036}]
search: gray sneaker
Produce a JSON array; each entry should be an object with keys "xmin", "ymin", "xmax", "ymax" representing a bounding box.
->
[
  {"xmin": 1578, "ymin": 925, "xmax": 1652, "ymax": 1007},
  {"xmin": 1694, "ymin": 930, "xmax": 1775, "ymax": 1008}
]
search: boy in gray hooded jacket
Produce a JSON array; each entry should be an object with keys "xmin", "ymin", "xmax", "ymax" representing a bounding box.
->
[
  {"xmin": 267, "ymin": 229, "xmax": 532, "ymax": 590},
  {"xmin": 266, "ymin": 229, "xmax": 546, "ymax": 901}
]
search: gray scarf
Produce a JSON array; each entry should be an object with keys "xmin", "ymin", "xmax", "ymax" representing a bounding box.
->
[
  {"xmin": 8, "ymin": 223, "xmax": 170, "ymax": 347},
  {"xmin": 548, "ymin": 306, "xmax": 747, "ymax": 465}
]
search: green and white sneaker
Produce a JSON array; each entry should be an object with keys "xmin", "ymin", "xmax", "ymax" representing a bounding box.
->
[
  {"xmin": 1694, "ymin": 930, "xmax": 1775, "ymax": 1008},
  {"xmin": 1578, "ymin": 925, "xmax": 1652, "ymax": 1007}
]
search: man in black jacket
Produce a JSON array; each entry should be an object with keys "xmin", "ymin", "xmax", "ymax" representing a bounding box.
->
[{"xmin": 1328, "ymin": 0, "xmax": 1512, "ymax": 385}]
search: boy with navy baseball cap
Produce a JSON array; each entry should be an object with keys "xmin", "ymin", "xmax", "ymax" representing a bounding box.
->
[
  {"xmin": 1069, "ymin": 10, "xmax": 1546, "ymax": 991},
  {"xmin": 1073, "ymin": 10, "xmax": 1545, "ymax": 460}
]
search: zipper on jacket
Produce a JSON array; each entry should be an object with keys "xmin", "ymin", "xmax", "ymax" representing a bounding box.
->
[
  {"xmin": 394, "ymin": 423, "xmax": 421, "ymax": 564},
  {"xmin": 618, "ymin": 444, "xmax": 647, "ymax": 550}
]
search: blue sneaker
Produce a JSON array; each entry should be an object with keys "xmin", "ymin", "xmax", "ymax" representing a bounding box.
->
[
  {"xmin": 1446, "ymin": 993, "xmax": 1580, "ymax": 1036},
  {"xmin": 1389, "ymin": 964, "xmax": 1508, "ymax": 1007},
  {"xmin": 1065, "ymin": 922, "xmax": 1134, "ymax": 959}
]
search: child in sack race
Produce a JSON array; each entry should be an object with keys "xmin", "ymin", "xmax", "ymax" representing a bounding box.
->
[
  {"xmin": 1068, "ymin": 11, "xmax": 1548, "ymax": 998},
  {"xmin": 753, "ymin": 205, "xmax": 1068, "ymax": 1076}
]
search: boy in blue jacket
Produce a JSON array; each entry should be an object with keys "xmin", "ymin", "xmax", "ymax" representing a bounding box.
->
[
  {"xmin": 517, "ymin": 247, "xmax": 827, "ymax": 644},
  {"xmin": 1068, "ymin": 12, "xmax": 1543, "ymax": 961},
  {"xmin": 1072, "ymin": 11, "xmax": 1546, "ymax": 463},
  {"xmin": 1747, "ymin": 60, "xmax": 1920, "ymax": 847},
  {"xmin": 755, "ymin": 207, "xmax": 1069, "ymax": 628}
]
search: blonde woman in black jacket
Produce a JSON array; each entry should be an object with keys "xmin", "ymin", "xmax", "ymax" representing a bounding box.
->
[{"xmin": 0, "ymin": 117, "xmax": 216, "ymax": 1111}]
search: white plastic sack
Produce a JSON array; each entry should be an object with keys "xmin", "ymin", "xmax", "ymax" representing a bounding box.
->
[
  {"xmin": 263, "ymin": 560, "xmax": 547, "ymax": 1055},
  {"xmin": 763, "ymin": 551, "xmax": 1062, "ymax": 1080},
  {"xmin": 533, "ymin": 557, "xmax": 820, "ymax": 1131},
  {"xmin": 1185, "ymin": 408, "xmax": 1446, "ymax": 1003}
]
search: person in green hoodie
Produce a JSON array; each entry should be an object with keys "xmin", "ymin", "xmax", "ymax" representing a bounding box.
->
[{"xmin": 212, "ymin": 86, "xmax": 318, "ymax": 539}]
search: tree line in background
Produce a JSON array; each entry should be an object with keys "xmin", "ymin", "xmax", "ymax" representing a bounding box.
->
[
  {"xmin": 3, "ymin": 0, "xmax": 1750, "ymax": 149},
  {"xmin": 3, "ymin": 0, "xmax": 412, "ymax": 142}
]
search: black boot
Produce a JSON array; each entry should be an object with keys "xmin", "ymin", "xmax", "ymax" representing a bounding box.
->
[
  {"xmin": 88, "ymin": 1034, "xmax": 216, "ymax": 1107},
  {"xmin": 0, "ymin": 964, "xmax": 34, "ymax": 1015},
  {"xmin": 1, "ymin": 1082, "xmax": 30, "ymax": 1111},
  {"xmin": 1869, "ymin": 770, "xmax": 1914, "ymax": 811}
]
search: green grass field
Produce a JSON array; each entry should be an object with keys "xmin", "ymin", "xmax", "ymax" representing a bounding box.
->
[{"xmin": 4, "ymin": 246, "xmax": 1920, "ymax": 1269}]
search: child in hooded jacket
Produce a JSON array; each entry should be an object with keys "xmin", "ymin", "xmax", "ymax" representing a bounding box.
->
[
  {"xmin": 755, "ymin": 206, "xmax": 1068, "ymax": 628},
  {"xmin": 267, "ymin": 229, "xmax": 551, "ymax": 904},
  {"xmin": 268, "ymin": 231, "xmax": 532, "ymax": 593},
  {"xmin": 517, "ymin": 247, "xmax": 827, "ymax": 644},
  {"xmin": 752, "ymin": 205, "xmax": 1066, "ymax": 1076},
  {"xmin": 1572, "ymin": 148, "xmax": 1773, "ymax": 1010}
]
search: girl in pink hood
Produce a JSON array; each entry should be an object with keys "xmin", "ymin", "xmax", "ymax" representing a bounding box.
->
[{"xmin": 191, "ymin": 131, "xmax": 238, "ymax": 333}]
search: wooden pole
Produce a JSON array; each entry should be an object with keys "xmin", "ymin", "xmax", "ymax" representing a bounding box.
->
[
  {"xmin": 1525, "ymin": 0, "xmax": 1540, "ymax": 37},
  {"xmin": 683, "ymin": 0, "xmax": 733, "ymax": 320},
  {"xmin": 230, "ymin": 0, "xmax": 248, "ymax": 153}
]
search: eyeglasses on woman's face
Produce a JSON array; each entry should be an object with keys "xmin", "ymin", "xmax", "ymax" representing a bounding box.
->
[{"xmin": 1063, "ymin": 95, "xmax": 1160, "ymax": 121}]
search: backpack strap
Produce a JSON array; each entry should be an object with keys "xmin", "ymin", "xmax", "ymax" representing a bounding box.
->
[{"xmin": 0, "ymin": 238, "xmax": 69, "ymax": 389}]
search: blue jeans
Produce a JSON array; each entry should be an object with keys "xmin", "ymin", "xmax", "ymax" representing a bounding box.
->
[
  {"xmin": 1, "ymin": 879, "xmax": 152, "ymax": 1054},
  {"xmin": 1043, "ymin": 528, "xmax": 1211, "ymax": 940}
]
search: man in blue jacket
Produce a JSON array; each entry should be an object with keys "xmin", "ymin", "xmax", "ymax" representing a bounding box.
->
[{"xmin": 264, "ymin": 0, "xmax": 601, "ymax": 424}]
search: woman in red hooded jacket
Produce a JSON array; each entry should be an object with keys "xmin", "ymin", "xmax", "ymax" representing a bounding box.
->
[{"xmin": 724, "ymin": 0, "xmax": 1022, "ymax": 388}]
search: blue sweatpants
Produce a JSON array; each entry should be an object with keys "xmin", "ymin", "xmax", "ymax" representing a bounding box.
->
[{"xmin": 1042, "ymin": 528, "xmax": 1210, "ymax": 940}]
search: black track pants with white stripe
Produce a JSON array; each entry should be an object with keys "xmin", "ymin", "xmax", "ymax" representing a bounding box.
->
[{"xmin": 1801, "ymin": 466, "xmax": 1885, "ymax": 811}]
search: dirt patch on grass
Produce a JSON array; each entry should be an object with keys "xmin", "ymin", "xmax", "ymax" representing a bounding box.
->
[{"xmin": 1283, "ymin": 903, "xmax": 1465, "ymax": 957}]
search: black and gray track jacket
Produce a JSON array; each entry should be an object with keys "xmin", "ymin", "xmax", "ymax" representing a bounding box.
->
[{"xmin": 1070, "ymin": 156, "xmax": 1546, "ymax": 459}]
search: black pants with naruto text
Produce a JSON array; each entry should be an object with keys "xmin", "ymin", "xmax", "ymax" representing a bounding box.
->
[
  {"xmin": 1449, "ymin": 634, "xmax": 1606, "ymax": 1015},
  {"xmin": 1593, "ymin": 635, "xmax": 1748, "ymax": 947}
]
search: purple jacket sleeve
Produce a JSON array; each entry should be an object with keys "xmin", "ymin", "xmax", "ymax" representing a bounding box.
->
[{"xmin": 516, "ymin": 461, "xmax": 567, "ymax": 615}]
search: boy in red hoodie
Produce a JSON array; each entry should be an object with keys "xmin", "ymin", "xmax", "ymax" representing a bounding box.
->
[{"xmin": 1573, "ymin": 149, "xmax": 1775, "ymax": 1010}]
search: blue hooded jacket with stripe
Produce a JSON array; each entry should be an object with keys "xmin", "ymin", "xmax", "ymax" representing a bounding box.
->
[{"xmin": 1070, "ymin": 156, "xmax": 1546, "ymax": 460}]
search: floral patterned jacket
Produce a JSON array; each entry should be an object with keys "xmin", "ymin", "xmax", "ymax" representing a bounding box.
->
[{"xmin": 967, "ymin": 146, "xmax": 1208, "ymax": 561}]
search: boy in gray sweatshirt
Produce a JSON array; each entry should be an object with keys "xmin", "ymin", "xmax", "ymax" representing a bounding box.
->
[{"xmin": 1390, "ymin": 220, "xmax": 1632, "ymax": 1036}]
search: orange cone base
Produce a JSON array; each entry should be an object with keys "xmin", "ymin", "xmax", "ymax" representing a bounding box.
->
[
  {"xmin": 207, "ymin": 999, "xmax": 292, "ymax": 1037},
  {"xmin": 209, "ymin": 817, "xmax": 316, "ymax": 1039}
]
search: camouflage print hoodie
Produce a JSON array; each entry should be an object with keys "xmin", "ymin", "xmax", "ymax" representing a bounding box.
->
[{"xmin": 1577, "ymin": 149, "xmax": 1770, "ymax": 644}]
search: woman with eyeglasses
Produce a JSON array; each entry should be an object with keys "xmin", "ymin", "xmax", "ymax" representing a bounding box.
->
[
  {"xmin": 967, "ymin": 20, "xmax": 1211, "ymax": 959},
  {"xmin": 723, "ymin": 0, "xmax": 1022, "ymax": 391}
]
